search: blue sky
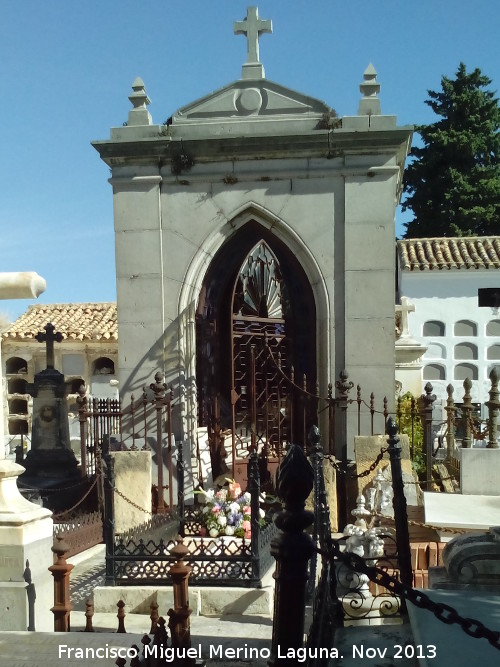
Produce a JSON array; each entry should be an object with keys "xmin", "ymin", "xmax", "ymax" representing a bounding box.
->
[{"xmin": 1, "ymin": 0, "xmax": 499, "ymax": 321}]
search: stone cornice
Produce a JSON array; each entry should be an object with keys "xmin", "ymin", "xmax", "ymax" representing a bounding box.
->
[{"xmin": 92, "ymin": 127, "xmax": 413, "ymax": 169}]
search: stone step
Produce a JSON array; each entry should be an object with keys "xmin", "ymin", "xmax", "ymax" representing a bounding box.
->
[{"xmin": 92, "ymin": 564, "xmax": 275, "ymax": 618}]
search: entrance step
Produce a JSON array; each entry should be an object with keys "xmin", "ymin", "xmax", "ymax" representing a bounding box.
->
[{"xmin": 92, "ymin": 565, "xmax": 275, "ymax": 619}]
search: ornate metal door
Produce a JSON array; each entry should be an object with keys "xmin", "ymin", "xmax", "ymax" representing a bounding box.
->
[{"xmin": 230, "ymin": 241, "xmax": 290, "ymax": 473}]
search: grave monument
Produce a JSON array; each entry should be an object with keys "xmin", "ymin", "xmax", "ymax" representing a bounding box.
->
[
  {"xmin": 93, "ymin": 7, "xmax": 413, "ymax": 460},
  {"xmin": 0, "ymin": 271, "xmax": 54, "ymax": 631},
  {"xmin": 21, "ymin": 322, "xmax": 79, "ymax": 486}
]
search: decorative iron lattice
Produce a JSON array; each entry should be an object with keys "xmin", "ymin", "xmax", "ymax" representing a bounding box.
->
[
  {"xmin": 333, "ymin": 534, "xmax": 403, "ymax": 623},
  {"xmin": 231, "ymin": 241, "xmax": 290, "ymax": 462},
  {"xmin": 53, "ymin": 511, "xmax": 103, "ymax": 558},
  {"xmin": 109, "ymin": 506, "xmax": 279, "ymax": 588},
  {"xmin": 231, "ymin": 322, "xmax": 289, "ymax": 457}
]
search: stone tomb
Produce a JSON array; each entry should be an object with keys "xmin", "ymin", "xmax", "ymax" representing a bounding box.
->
[
  {"xmin": 459, "ymin": 448, "xmax": 500, "ymax": 496},
  {"xmin": 21, "ymin": 323, "xmax": 79, "ymax": 486},
  {"xmin": 424, "ymin": 492, "xmax": 500, "ymax": 534},
  {"xmin": 92, "ymin": 6, "xmax": 412, "ymax": 461}
]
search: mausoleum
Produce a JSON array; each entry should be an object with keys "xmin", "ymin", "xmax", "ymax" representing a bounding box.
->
[{"xmin": 93, "ymin": 7, "xmax": 412, "ymax": 459}]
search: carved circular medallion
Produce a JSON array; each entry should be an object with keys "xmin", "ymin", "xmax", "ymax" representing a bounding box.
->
[{"xmin": 238, "ymin": 88, "xmax": 262, "ymax": 113}]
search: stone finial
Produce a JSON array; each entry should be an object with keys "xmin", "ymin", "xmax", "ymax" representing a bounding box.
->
[
  {"xmin": 358, "ymin": 63, "xmax": 381, "ymax": 116},
  {"xmin": 127, "ymin": 77, "xmax": 152, "ymax": 126}
]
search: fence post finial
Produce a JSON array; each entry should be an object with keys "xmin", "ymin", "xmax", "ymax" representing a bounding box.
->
[
  {"xmin": 461, "ymin": 377, "xmax": 473, "ymax": 449},
  {"xmin": 486, "ymin": 368, "xmax": 500, "ymax": 449},
  {"xmin": 48, "ymin": 534, "xmax": 74, "ymax": 632},
  {"xmin": 419, "ymin": 382, "xmax": 436, "ymax": 486},
  {"xmin": 167, "ymin": 537, "xmax": 192, "ymax": 653},
  {"xmin": 445, "ymin": 384, "xmax": 456, "ymax": 461}
]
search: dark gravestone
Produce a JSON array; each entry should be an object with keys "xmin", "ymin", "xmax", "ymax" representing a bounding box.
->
[{"xmin": 21, "ymin": 323, "xmax": 79, "ymax": 486}]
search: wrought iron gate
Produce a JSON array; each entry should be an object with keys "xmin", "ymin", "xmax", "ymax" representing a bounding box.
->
[{"xmin": 229, "ymin": 241, "xmax": 290, "ymax": 480}]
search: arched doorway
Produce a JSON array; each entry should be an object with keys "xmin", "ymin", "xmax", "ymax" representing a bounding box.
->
[{"xmin": 196, "ymin": 221, "xmax": 316, "ymax": 485}]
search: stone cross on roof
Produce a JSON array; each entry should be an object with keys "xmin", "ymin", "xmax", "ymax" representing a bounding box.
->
[
  {"xmin": 35, "ymin": 322, "xmax": 63, "ymax": 370},
  {"xmin": 234, "ymin": 6, "xmax": 272, "ymax": 80}
]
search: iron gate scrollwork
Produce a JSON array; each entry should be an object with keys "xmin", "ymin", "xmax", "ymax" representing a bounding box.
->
[{"xmin": 230, "ymin": 241, "xmax": 290, "ymax": 478}]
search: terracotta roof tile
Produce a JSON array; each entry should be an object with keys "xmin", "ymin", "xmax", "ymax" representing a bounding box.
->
[
  {"xmin": 398, "ymin": 237, "xmax": 500, "ymax": 271},
  {"xmin": 2, "ymin": 303, "xmax": 117, "ymax": 341}
]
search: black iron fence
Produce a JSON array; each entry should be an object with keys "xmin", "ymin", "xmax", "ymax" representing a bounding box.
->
[{"xmin": 306, "ymin": 420, "xmax": 411, "ymax": 635}]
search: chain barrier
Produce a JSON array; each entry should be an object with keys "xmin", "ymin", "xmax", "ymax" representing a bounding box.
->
[
  {"xmin": 468, "ymin": 415, "xmax": 489, "ymax": 441},
  {"xmin": 405, "ymin": 473, "xmax": 458, "ymax": 486},
  {"xmin": 323, "ymin": 541, "xmax": 500, "ymax": 651},
  {"xmin": 323, "ymin": 446, "xmax": 460, "ymax": 487},
  {"xmin": 17, "ymin": 475, "xmax": 92, "ymax": 492},
  {"xmin": 114, "ymin": 486, "xmax": 152, "ymax": 515},
  {"xmin": 52, "ymin": 476, "xmax": 100, "ymax": 519},
  {"xmin": 324, "ymin": 447, "xmax": 387, "ymax": 479},
  {"xmin": 373, "ymin": 512, "xmax": 467, "ymax": 535}
]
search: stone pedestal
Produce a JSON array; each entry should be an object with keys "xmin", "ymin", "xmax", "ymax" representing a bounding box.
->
[
  {"xmin": 112, "ymin": 450, "xmax": 152, "ymax": 533},
  {"xmin": 395, "ymin": 336, "xmax": 427, "ymax": 396},
  {"xmin": 460, "ymin": 448, "xmax": 500, "ymax": 496},
  {"xmin": 0, "ymin": 460, "xmax": 54, "ymax": 631}
]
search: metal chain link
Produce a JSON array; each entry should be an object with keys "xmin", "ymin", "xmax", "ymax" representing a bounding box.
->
[
  {"xmin": 18, "ymin": 475, "xmax": 92, "ymax": 492},
  {"xmin": 323, "ymin": 542, "xmax": 500, "ymax": 650},
  {"xmin": 373, "ymin": 511, "xmax": 467, "ymax": 535},
  {"xmin": 324, "ymin": 447, "xmax": 387, "ymax": 479},
  {"xmin": 52, "ymin": 476, "xmax": 100, "ymax": 519},
  {"xmin": 114, "ymin": 486, "xmax": 152, "ymax": 515}
]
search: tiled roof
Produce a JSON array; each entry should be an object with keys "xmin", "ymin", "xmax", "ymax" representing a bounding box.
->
[
  {"xmin": 2, "ymin": 303, "xmax": 117, "ymax": 341},
  {"xmin": 398, "ymin": 237, "xmax": 500, "ymax": 271}
]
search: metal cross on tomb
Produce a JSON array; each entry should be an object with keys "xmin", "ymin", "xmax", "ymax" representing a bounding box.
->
[
  {"xmin": 35, "ymin": 322, "xmax": 63, "ymax": 369},
  {"xmin": 234, "ymin": 6, "xmax": 272, "ymax": 64}
]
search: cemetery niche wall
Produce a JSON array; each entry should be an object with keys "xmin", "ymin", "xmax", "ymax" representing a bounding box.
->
[
  {"xmin": 92, "ymin": 8, "xmax": 412, "ymax": 464},
  {"xmin": 2, "ymin": 302, "xmax": 118, "ymax": 455}
]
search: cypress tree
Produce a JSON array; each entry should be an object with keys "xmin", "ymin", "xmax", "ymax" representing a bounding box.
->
[{"xmin": 403, "ymin": 63, "xmax": 500, "ymax": 238}]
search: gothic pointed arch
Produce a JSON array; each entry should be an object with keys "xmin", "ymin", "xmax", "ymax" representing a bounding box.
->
[{"xmin": 196, "ymin": 221, "xmax": 316, "ymax": 483}]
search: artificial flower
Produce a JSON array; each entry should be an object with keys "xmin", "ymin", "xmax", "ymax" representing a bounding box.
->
[{"xmin": 197, "ymin": 483, "xmax": 267, "ymax": 538}]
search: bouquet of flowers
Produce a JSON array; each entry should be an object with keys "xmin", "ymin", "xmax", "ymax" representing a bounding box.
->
[{"xmin": 196, "ymin": 480, "xmax": 266, "ymax": 539}]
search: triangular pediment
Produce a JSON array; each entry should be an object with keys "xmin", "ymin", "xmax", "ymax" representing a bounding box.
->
[{"xmin": 171, "ymin": 79, "xmax": 331, "ymax": 124}]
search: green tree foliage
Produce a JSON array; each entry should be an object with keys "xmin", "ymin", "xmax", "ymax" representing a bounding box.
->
[
  {"xmin": 397, "ymin": 392, "xmax": 425, "ymax": 476},
  {"xmin": 403, "ymin": 63, "xmax": 500, "ymax": 238}
]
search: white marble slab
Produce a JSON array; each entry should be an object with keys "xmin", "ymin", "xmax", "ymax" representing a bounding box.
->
[{"xmin": 424, "ymin": 491, "xmax": 500, "ymax": 530}]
